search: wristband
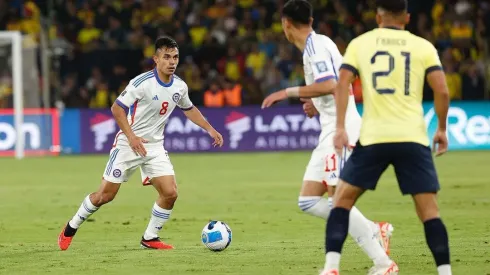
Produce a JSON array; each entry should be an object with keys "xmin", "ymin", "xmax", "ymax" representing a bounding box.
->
[{"xmin": 285, "ymin": 87, "xmax": 300, "ymax": 97}]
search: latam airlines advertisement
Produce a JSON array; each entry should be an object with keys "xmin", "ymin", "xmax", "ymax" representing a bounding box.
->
[
  {"xmin": 77, "ymin": 107, "xmax": 322, "ymax": 153},
  {"xmin": 67, "ymin": 102, "xmax": 490, "ymax": 154}
]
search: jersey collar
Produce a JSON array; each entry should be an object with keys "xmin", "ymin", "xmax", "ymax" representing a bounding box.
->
[
  {"xmin": 303, "ymin": 31, "xmax": 315, "ymax": 55},
  {"xmin": 153, "ymin": 68, "xmax": 174, "ymax": 87},
  {"xmin": 382, "ymin": 26, "xmax": 403, "ymax": 30}
]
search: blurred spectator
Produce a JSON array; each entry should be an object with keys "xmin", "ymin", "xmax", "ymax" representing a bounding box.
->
[
  {"xmin": 223, "ymin": 78, "xmax": 243, "ymax": 107},
  {"xmin": 189, "ymin": 16, "xmax": 208, "ymax": 48},
  {"xmin": 0, "ymin": 72, "xmax": 12, "ymax": 108},
  {"xmin": 218, "ymin": 46, "xmax": 244, "ymax": 82},
  {"xmin": 103, "ymin": 16, "xmax": 126, "ymax": 46},
  {"xmin": 462, "ymin": 64, "xmax": 485, "ymax": 100},
  {"xmin": 0, "ymin": 0, "xmax": 488, "ymax": 109},
  {"xmin": 204, "ymin": 81, "xmax": 225, "ymax": 108},
  {"xmin": 246, "ymin": 43, "xmax": 266, "ymax": 78},
  {"xmin": 61, "ymin": 74, "xmax": 90, "ymax": 108},
  {"xmin": 89, "ymin": 81, "xmax": 111, "ymax": 108},
  {"xmin": 187, "ymin": 66, "xmax": 204, "ymax": 106},
  {"xmin": 445, "ymin": 63, "xmax": 462, "ymax": 100},
  {"xmin": 77, "ymin": 18, "xmax": 101, "ymax": 50}
]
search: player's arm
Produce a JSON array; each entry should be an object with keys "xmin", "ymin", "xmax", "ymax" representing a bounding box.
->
[
  {"xmin": 179, "ymin": 85, "xmax": 223, "ymax": 147},
  {"xmin": 427, "ymin": 70, "xmax": 449, "ymax": 131},
  {"xmin": 334, "ymin": 68, "xmax": 356, "ymax": 130},
  {"xmin": 261, "ymin": 80, "xmax": 337, "ymax": 109},
  {"xmin": 335, "ymin": 40, "xmax": 359, "ymax": 131},
  {"xmin": 261, "ymin": 49, "xmax": 337, "ymax": 108},
  {"xmin": 333, "ymin": 40, "xmax": 359, "ymax": 154},
  {"xmin": 425, "ymin": 45, "xmax": 449, "ymax": 156},
  {"xmin": 288, "ymin": 77, "xmax": 336, "ymax": 98},
  {"xmin": 111, "ymin": 86, "xmax": 148, "ymax": 156}
]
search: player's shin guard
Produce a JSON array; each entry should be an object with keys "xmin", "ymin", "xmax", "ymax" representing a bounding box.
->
[
  {"xmin": 424, "ymin": 218, "xmax": 451, "ymax": 274},
  {"xmin": 143, "ymin": 202, "xmax": 172, "ymax": 240},
  {"xmin": 325, "ymin": 207, "xmax": 350, "ymax": 270},
  {"xmin": 298, "ymin": 196, "xmax": 331, "ymax": 219},
  {"xmin": 349, "ymin": 207, "xmax": 392, "ymax": 267},
  {"xmin": 68, "ymin": 195, "xmax": 99, "ymax": 230}
]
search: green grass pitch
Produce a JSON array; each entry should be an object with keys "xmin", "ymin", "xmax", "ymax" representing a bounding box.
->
[{"xmin": 0, "ymin": 151, "xmax": 489, "ymax": 275}]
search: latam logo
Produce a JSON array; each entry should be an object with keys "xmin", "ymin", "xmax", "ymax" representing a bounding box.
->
[
  {"xmin": 225, "ymin": 112, "xmax": 251, "ymax": 149},
  {"xmin": 90, "ymin": 113, "xmax": 116, "ymax": 151}
]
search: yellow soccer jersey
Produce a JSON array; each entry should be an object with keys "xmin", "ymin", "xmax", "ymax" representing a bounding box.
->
[{"xmin": 341, "ymin": 27, "xmax": 442, "ymax": 146}]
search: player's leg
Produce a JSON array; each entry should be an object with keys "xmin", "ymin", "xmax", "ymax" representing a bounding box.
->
[
  {"xmin": 394, "ymin": 143, "xmax": 451, "ymax": 275},
  {"xmin": 299, "ymin": 145, "xmax": 333, "ymax": 219},
  {"xmin": 323, "ymin": 179, "xmax": 365, "ymax": 273},
  {"xmin": 139, "ymin": 150, "xmax": 176, "ymax": 249},
  {"xmin": 299, "ymin": 181, "xmax": 331, "ymax": 219},
  {"xmin": 303, "ymin": 145, "xmax": 394, "ymax": 271},
  {"xmin": 58, "ymin": 147, "xmax": 138, "ymax": 250},
  {"xmin": 322, "ymin": 143, "xmax": 398, "ymax": 274},
  {"xmin": 338, "ymin": 147, "xmax": 395, "ymax": 257},
  {"xmin": 66, "ymin": 180, "xmax": 121, "ymax": 231}
]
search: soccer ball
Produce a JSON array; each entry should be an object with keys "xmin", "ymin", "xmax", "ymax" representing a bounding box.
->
[{"xmin": 201, "ymin": 220, "xmax": 232, "ymax": 251}]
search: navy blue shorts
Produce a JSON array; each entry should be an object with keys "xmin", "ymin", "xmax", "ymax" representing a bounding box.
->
[{"xmin": 339, "ymin": 142, "xmax": 440, "ymax": 195}]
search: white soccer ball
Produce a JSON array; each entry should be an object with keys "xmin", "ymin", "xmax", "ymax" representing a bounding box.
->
[{"xmin": 201, "ymin": 220, "xmax": 232, "ymax": 251}]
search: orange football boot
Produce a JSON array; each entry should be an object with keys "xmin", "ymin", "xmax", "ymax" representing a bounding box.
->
[
  {"xmin": 375, "ymin": 222, "xmax": 394, "ymax": 255},
  {"xmin": 58, "ymin": 223, "xmax": 77, "ymax": 251},
  {"xmin": 140, "ymin": 237, "xmax": 174, "ymax": 249}
]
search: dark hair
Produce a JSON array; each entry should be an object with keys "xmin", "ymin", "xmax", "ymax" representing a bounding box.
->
[
  {"xmin": 155, "ymin": 36, "xmax": 179, "ymax": 52},
  {"xmin": 376, "ymin": 0, "xmax": 407, "ymax": 13},
  {"xmin": 282, "ymin": 0, "xmax": 312, "ymax": 25}
]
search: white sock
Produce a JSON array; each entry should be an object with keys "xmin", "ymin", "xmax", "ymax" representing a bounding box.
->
[
  {"xmin": 143, "ymin": 202, "xmax": 172, "ymax": 240},
  {"xmin": 349, "ymin": 207, "xmax": 392, "ymax": 267},
  {"xmin": 69, "ymin": 195, "xmax": 99, "ymax": 229},
  {"xmin": 298, "ymin": 196, "xmax": 331, "ymax": 219},
  {"xmin": 437, "ymin": 264, "xmax": 452, "ymax": 275},
  {"xmin": 327, "ymin": 197, "xmax": 333, "ymax": 210},
  {"xmin": 325, "ymin": 252, "xmax": 341, "ymax": 270}
]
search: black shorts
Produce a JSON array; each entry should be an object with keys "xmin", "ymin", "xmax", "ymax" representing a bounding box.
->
[{"xmin": 339, "ymin": 142, "xmax": 440, "ymax": 195}]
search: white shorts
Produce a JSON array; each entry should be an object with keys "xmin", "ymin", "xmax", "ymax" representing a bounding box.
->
[
  {"xmin": 303, "ymin": 135, "xmax": 354, "ymax": 187},
  {"xmin": 102, "ymin": 145, "xmax": 175, "ymax": 184}
]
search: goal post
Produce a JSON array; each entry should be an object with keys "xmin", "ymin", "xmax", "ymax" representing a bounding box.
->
[
  {"xmin": 0, "ymin": 31, "xmax": 60, "ymax": 159},
  {"xmin": 0, "ymin": 31, "xmax": 24, "ymax": 159}
]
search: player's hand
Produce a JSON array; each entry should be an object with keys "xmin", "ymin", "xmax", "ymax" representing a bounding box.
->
[
  {"xmin": 432, "ymin": 128, "xmax": 448, "ymax": 157},
  {"xmin": 300, "ymin": 98, "xmax": 318, "ymax": 118},
  {"xmin": 261, "ymin": 90, "xmax": 287, "ymax": 109},
  {"xmin": 334, "ymin": 128, "xmax": 349, "ymax": 156},
  {"xmin": 129, "ymin": 135, "xmax": 148, "ymax": 157},
  {"xmin": 208, "ymin": 129, "xmax": 224, "ymax": 147}
]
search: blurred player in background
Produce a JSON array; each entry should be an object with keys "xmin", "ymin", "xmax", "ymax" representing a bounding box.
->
[
  {"xmin": 58, "ymin": 36, "xmax": 224, "ymax": 250},
  {"xmin": 323, "ymin": 0, "xmax": 451, "ymax": 274},
  {"xmin": 261, "ymin": 0, "xmax": 398, "ymax": 273}
]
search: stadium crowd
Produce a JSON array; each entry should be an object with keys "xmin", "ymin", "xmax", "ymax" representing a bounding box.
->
[{"xmin": 0, "ymin": 0, "xmax": 489, "ymax": 108}]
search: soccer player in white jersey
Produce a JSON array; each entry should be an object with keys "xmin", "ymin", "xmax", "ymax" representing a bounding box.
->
[
  {"xmin": 262, "ymin": 1, "xmax": 398, "ymax": 273},
  {"xmin": 58, "ymin": 36, "xmax": 224, "ymax": 250}
]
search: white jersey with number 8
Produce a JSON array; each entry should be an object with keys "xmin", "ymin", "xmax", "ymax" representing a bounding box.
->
[
  {"xmin": 113, "ymin": 68, "xmax": 193, "ymax": 148},
  {"xmin": 102, "ymin": 69, "xmax": 194, "ymax": 184}
]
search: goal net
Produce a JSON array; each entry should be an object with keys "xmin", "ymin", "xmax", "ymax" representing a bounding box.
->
[{"xmin": 0, "ymin": 31, "xmax": 60, "ymax": 159}]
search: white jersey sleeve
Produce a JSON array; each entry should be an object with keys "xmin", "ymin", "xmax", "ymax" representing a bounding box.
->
[
  {"xmin": 305, "ymin": 37, "xmax": 337, "ymax": 83},
  {"xmin": 177, "ymin": 83, "xmax": 193, "ymax": 111},
  {"xmin": 115, "ymin": 81, "xmax": 145, "ymax": 112}
]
